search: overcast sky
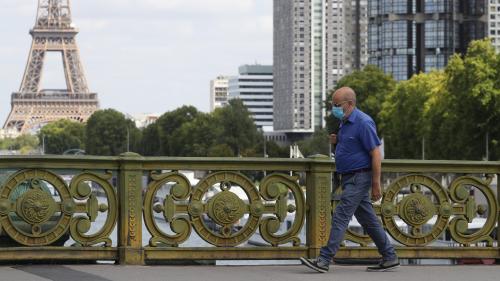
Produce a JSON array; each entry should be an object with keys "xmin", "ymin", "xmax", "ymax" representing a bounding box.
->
[{"xmin": 0, "ymin": 0, "xmax": 273, "ymax": 122}]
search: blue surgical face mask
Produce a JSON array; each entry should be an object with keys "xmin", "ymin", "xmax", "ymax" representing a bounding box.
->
[{"xmin": 331, "ymin": 106, "xmax": 344, "ymax": 120}]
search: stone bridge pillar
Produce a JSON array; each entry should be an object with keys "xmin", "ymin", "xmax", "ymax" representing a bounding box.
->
[
  {"xmin": 118, "ymin": 152, "xmax": 144, "ymax": 265},
  {"xmin": 306, "ymin": 155, "xmax": 333, "ymax": 258}
]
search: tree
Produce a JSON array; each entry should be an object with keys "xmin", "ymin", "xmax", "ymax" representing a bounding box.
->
[
  {"xmin": 212, "ymin": 99, "xmax": 260, "ymax": 156},
  {"xmin": 85, "ymin": 109, "xmax": 138, "ymax": 156},
  {"xmin": 297, "ymin": 129, "xmax": 331, "ymax": 157},
  {"xmin": 379, "ymin": 71, "xmax": 445, "ymax": 159},
  {"xmin": 126, "ymin": 119, "xmax": 143, "ymax": 154},
  {"xmin": 155, "ymin": 106, "xmax": 200, "ymax": 156},
  {"xmin": 264, "ymin": 140, "xmax": 289, "ymax": 158},
  {"xmin": 169, "ymin": 113, "xmax": 219, "ymax": 157},
  {"xmin": 0, "ymin": 134, "xmax": 39, "ymax": 155},
  {"xmin": 140, "ymin": 102, "xmax": 260, "ymax": 157},
  {"xmin": 207, "ymin": 144, "xmax": 235, "ymax": 157},
  {"xmin": 426, "ymin": 39, "xmax": 500, "ymax": 160},
  {"xmin": 38, "ymin": 119, "xmax": 85, "ymax": 154},
  {"xmin": 140, "ymin": 123, "xmax": 161, "ymax": 156}
]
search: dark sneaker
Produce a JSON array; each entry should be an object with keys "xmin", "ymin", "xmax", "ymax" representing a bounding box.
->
[
  {"xmin": 366, "ymin": 259, "xmax": 400, "ymax": 272},
  {"xmin": 299, "ymin": 257, "xmax": 329, "ymax": 273}
]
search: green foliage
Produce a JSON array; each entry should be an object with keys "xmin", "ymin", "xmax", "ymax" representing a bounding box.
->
[
  {"xmin": 323, "ymin": 39, "xmax": 499, "ymax": 160},
  {"xmin": 155, "ymin": 105, "xmax": 200, "ymax": 156},
  {"xmin": 264, "ymin": 140, "xmax": 289, "ymax": 158},
  {"xmin": 207, "ymin": 144, "xmax": 235, "ymax": 157},
  {"xmin": 85, "ymin": 109, "xmax": 141, "ymax": 156},
  {"xmin": 425, "ymin": 39, "xmax": 500, "ymax": 160},
  {"xmin": 212, "ymin": 99, "xmax": 260, "ymax": 156},
  {"xmin": 127, "ymin": 119, "xmax": 143, "ymax": 155},
  {"xmin": 4, "ymin": 99, "xmax": 269, "ymax": 157},
  {"xmin": 14, "ymin": 134, "xmax": 40, "ymax": 150},
  {"xmin": 0, "ymin": 134, "xmax": 39, "ymax": 154},
  {"xmin": 140, "ymin": 100, "xmax": 262, "ymax": 157},
  {"xmin": 140, "ymin": 123, "xmax": 161, "ymax": 156},
  {"xmin": 170, "ymin": 113, "xmax": 219, "ymax": 157},
  {"xmin": 297, "ymin": 129, "xmax": 331, "ymax": 157},
  {"xmin": 379, "ymin": 39, "xmax": 500, "ymax": 160},
  {"xmin": 380, "ymin": 71, "xmax": 445, "ymax": 159},
  {"xmin": 38, "ymin": 119, "xmax": 86, "ymax": 154}
]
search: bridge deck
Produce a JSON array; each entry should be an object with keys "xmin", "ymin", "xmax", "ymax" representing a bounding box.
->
[{"xmin": 0, "ymin": 264, "xmax": 498, "ymax": 281}]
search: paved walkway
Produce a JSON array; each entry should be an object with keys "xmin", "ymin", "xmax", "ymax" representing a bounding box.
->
[{"xmin": 0, "ymin": 264, "xmax": 498, "ymax": 281}]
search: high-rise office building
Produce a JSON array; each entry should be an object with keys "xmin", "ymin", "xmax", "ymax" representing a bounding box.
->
[
  {"xmin": 489, "ymin": 0, "xmax": 500, "ymax": 51},
  {"xmin": 209, "ymin": 76, "xmax": 230, "ymax": 112},
  {"xmin": 273, "ymin": 0, "xmax": 367, "ymax": 133},
  {"xmin": 228, "ymin": 65, "xmax": 274, "ymax": 128},
  {"xmin": 328, "ymin": 1, "xmax": 369, "ymax": 92},
  {"xmin": 368, "ymin": 0, "xmax": 489, "ymax": 81}
]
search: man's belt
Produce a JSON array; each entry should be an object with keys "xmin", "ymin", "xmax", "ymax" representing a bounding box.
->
[{"xmin": 340, "ymin": 167, "xmax": 372, "ymax": 176}]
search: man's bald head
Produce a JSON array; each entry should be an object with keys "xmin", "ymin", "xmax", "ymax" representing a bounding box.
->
[{"xmin": 332, "ymin": 87, "xmax": 357, "ymax": 105}]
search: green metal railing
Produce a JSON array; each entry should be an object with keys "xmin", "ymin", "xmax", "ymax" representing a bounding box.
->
[{"xmin": 0, "ymin": 154, "xmax": 498, "ymax": 264}]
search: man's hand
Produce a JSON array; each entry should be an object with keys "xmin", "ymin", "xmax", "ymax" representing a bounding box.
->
[
  {"xmin": 371, "ymin": 181, "xmax": 382, "ymax": 202},
  {"xmin": 330, "ymin": 134, "xmax": 337, "ymax": 145}
]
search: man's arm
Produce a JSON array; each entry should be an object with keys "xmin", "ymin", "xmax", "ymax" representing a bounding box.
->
[{"xmin": 370, "ymin": 146, "xmax": 382, "ymax": 202}]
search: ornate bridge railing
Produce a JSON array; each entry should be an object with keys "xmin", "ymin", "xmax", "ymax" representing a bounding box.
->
[{"xmin": 0, "ymin": 154, "xmax": 498, "ymax": 264}]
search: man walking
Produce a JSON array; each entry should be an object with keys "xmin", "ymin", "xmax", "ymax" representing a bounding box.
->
[{"xmin": 300, "ymin": 87, "xmax": 399, "ymax": 273}]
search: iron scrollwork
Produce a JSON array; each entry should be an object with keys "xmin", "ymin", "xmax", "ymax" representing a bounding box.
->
[
  {"xmin": 143, "ymin": 172, "xmax": 192, "ymax": 247},
  {"xmin": 448, "ymin": 176, "xmax": 498, "ymax": 246},
  {"xmin": 0, "ymin": 169, "xmax": 116, "ymax": 247},
  {"xmin": 379, "ymin": 175, "xmax": 451, "ymax": 246},
  {"xmin": 144, "ymin": 171, "xmax": 306, "ymax": 247},
  {"xmin": 69, "ymin": 171, "xmax": 117, "ymax": 247},
  {"xmin": 189, "ymin": 171, "xmax": 261, "ymax": 247},
  {"xmin": 259, "ymin": 174, "xmax": 305, "ymax": 246},
  {"xmin": 377, "ymin": 174, "xmax": 497, "ymax": 247}
]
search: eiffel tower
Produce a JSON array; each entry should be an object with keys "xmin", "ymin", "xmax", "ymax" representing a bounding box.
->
[{"xmin": 3, "ymin": 0, "xmax": 99, "ymax": 134}]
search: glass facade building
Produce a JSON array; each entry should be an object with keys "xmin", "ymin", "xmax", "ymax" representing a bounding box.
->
[{"xmin": 368, "ymin": 0, "xmax": 489, "ymax": 81}]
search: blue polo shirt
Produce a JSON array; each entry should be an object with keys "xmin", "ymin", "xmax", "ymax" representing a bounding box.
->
[{"xmin": 335, "ymin": 108, "xmax": 381, "ymax": 174}]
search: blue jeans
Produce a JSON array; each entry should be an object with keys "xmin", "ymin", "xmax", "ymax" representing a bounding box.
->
[{"xmin": 319, "ymin": 171, "xmax": 397, "ymax": 263}]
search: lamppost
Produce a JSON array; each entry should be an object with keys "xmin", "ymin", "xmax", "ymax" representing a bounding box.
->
[
  {"xmin": 127, "ymin": 126, "xmax": 130, "ymax": 153},
  {"xmin": 485, "ymin": 132, "xmax": 489, "ymax": 161},
  {"xmin": 259, "ymin": 128, "xmax": 268, "ymax": 177},
  {"xmin": 42, "ymin": 134, "xmax": 46, "ymax": 155},
  {"xmin": 264, "ymin": 135, "xmax": 267, "ymax": 158},
  {"xmin": 258, "ymin": 128, "xmax": 268, "ymax": 158}
]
